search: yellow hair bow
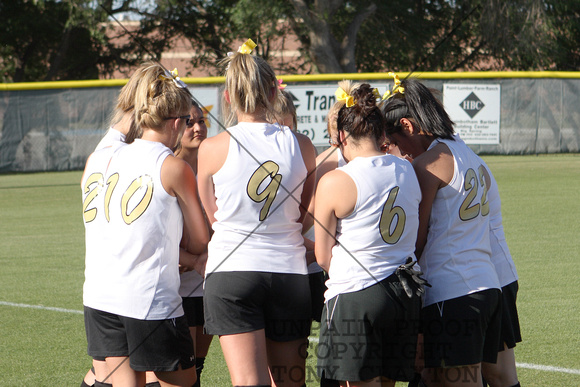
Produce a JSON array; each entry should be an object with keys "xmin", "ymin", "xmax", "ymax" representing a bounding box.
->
[
  {"xmin": 159, "ymin": 68, "xmax": 187, "ymax": 88},
  {"xmin": 335, "ymin": 87, "xmax": 355, "ymax": 107},
  {"xmin": 382, "ymin": 72, "xmax": 404, "ymax": 100},
  {"xmin": 238, "ymin": 39, "xmax": 257, "ymax": 54},
  {"xmin": 372, "ymin": 88, "xmax": 381, "ymax": 100}
]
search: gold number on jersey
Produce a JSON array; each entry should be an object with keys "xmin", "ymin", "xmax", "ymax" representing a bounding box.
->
[
  {"xmin": 104, "ymin": 173, "xmax": 119, "ymax": 222},
  {"xmin": 82, "ymin": 173, "xmax": 154, "ymax": 224},
  {"xmin": 379, "ymin": 186, "xmax": 407, "ymax": 244},
  {"xmin": 247, "ymin": 161, "xmax": 283, "ymax": 221},
  {"xmin": 121, "ymin": 175, "xmax": 154, "ymax": 225},
  {"xmin": 459, "ymin": 166, "xmax": 489, "ymax": 221},
  {"xmin": 478, "ymin": 165, "xmax": 490, "ymax": 217},
  {"xmin": 82, "ymin": 173, "xmax": 104, "ymax": 223}
]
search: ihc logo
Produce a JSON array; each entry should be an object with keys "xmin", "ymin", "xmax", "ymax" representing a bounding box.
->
[{"xmin": 460, "ymin": 92, "xmax": 485, "ymax": 118}]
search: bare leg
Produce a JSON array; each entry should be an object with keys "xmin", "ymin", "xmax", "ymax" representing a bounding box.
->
[
  {"xmin": 220, "ymin": 330, "xmax": 271, "ymax": 386},
  {"xmin": 266, "ymin": 337, "xmax": 307, "ymax": 386},
  {"xmin": 423, "ymin": 364, "xmax": 483, "ymax": 387},
  {"xmin": 481, "ymin": 345, "xmax": 518, "ymax": 387},
  {"xmin": 92, "ymin": 359, "xmax": 109, "ymax": 383},
  {"xmin": 82, "ymin": 366, "xmax": 96, "ymax": 386},
  {"xmin": 155, "ymin": 366, "xmax": 197, "ymax": 387},
  {"xmin": 105, "ymin": 356, "xmax": 145, "ymax": 387},
  {"xmin": 195, "ymin": 327, "xmax": 213, "ymax": 358},
  {"xmin": 146, "ymin": 371, "xmax": 160, "ymax": 385}
]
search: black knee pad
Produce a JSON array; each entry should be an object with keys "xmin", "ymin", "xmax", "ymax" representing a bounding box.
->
[{"xmin": 94, "ymin": 382, "xmax": 113, "ymax": 387}]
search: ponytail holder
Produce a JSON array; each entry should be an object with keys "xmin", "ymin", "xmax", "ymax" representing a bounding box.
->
[
  {"xmin": 238, "ymin": 39, "xmax": 257, "ymax": 54},
  {"xmin": 278, "ymin": 79, "xmax": 287, "ymax": 90},
  {"xmin": 159, "ymin": 68, "xmax": 187, "ymax": 88},
  {"xmin": 382, "ymin": 72, "xmax": 404, "ymax": 100},
  {"xmin": 335, "ymin": 87, "xmax": 355, "ymax": 107}
]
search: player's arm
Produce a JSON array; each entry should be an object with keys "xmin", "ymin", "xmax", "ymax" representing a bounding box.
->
[
  {"xmin": 295, "ymin": 132, "xmax": 317, "ymax": 225},
  {"xmin": 178, "ymin": 248, "xmax": 208, "ymax": 277},
  {"xmin": 314, "ymin": 169, "xmax": 356, "ymax": 272},
  {"xmin": 412, "ymin": 143, "xmax": 453, "ymax": 260},
  {"xmin": 161, "ymin": 156, "xmax": 209, "ymax": 255}
]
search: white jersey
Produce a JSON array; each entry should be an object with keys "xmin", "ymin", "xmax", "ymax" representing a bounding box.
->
[
  {"xmin": 305, "ymin": 148, "xmax": 348, "ymax": 274},
  {"xmin": 206, "ymin": 123, "xmax": 308, "ymax": 274},
  {"xmin": 179, "ymin": 270, "xmax": 204, "ymax": 298},
  {"xmin": 82, "ymin": 139, "xmax": 184, "ymax": 320},
  {"xmin": 421, "ymin": 138, "xmax": 500, "ymax": 306},
  {"xmin": 325, "ymin": 155, "xmax": 421, "ymax": 301},
  {"xmin": 95, "ymin": 127, "xmax": 125, "ymax": 150},
  {"xmin": 483, "ymin": 162, "xmax": 518, "ymax": 287}
]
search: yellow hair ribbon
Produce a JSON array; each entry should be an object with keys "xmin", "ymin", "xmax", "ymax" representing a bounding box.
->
[
  {"xmin": 159, "ymin": 68, "xmax": 187, "ymax": 88},
  {"xmin": 238, "ymin": 39, "xmax": 257, "ymax": 54},
  {"xmin": 335, "ymin": 87, "xmax": 355, "ymax": 107},
  {"xmin": 372, "ymin": 88, "xmax": 381, "ymax": 100},
  {"xmin": 382, "ymin": 72, "xmax": 404, "ymax": 100}
]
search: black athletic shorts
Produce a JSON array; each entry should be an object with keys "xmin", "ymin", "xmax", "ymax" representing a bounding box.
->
[
  {"xmin": 84, "ymin": 306, "xmax": 195, "ymax": 372},
  {"xmin": 422, "ymin": 288, "xmax": 502, "ymax": 368},
  {"xmin": 309, "ymin": 271, "xmax": 327, "ymax": 322},
  {"xmin": 182, "ymin": 297, "xmax": 205, "ymax": 327},
  {"xmin": 317, "ymin": 273, "xmax": 421, "ymax": 382},
  {"xmin": 499, "ymin": 281, "xmax": 522, "ymax": 350},
  {"xmin": 203, "ymin": 271, "xmax": 311, "ymax": 341}
]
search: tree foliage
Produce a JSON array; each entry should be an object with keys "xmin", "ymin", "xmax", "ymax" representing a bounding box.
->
[
  {"xmin": 1, "ymin": 0, "xmax": 579, "ymax": 82},
  {"xmin": 0, "ymin": 0, "xmax": 143, "ymax": 82}
]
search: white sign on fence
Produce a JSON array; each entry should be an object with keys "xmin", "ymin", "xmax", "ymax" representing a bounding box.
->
[{"xmin": 443, "ymin": 84, "xmax": 501, "ymax": 144}]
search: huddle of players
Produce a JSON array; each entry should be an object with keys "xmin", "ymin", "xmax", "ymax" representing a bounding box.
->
[{"xmin": 81, "ymin": 39, "xmax": 520, "ymax": 387}]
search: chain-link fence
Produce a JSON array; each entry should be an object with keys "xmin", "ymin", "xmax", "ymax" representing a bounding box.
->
[{"xmin": 1, "ymin": 74, "xmax": 579, "ymax": 173}]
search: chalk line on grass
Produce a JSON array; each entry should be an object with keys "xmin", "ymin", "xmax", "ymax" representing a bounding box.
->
[
  {"xmin": 0, "ymin": 300, "xmax": 83, "ymax": 315},
  {"xmin": 516, "ymin": 362, "xmax": 580, "ymax": 375}
]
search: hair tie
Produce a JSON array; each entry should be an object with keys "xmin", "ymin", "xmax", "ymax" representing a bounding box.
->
[
  {"xmin": 335, "ymin": 86, "xmax": 355, "ymax": 107},
  {"xmin": 382, "ymin": 72, "xmax": 404, "ymax": 100},
  {"xmin": 238, "ymin": 39, "xmax": 257, "ymax": 54},
  {"xmin": 159, "ymin": 68, "xmax": 187, "ymax": 88}
]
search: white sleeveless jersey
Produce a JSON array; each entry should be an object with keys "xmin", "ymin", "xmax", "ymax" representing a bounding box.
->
[
  {"xmin": 482, "ymin": 162, "xmax": 518, "ymax": 287},
  {"xmin": 305, "ymin": 148, "xmax": 347, "ymax": 274},
  {"xmin": 206, "ymin": 123, "xmax": 308, "ymax": 274},
  {"xmin": 324, "ymin": 155, "xmax": 421, "ymax": 301},
  {"xmin": 421, "ymin": 138, "xmax": 500, "ymax": 306},
  {"xmin": 95, "ymin": 127, "xmax": 125, "ymax": 150},
  {"xmin": 82, "ymin": 139, "xmax": 184, "ymax": 320},
  {"xmin": 179, "ymin": 270, "xmax": 204, "ymax": 298}
]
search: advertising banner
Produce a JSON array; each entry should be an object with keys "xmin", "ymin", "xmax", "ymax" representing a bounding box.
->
[{"xmin": 443, "ymin": 84, "xmax": 501, "ymax": 144}]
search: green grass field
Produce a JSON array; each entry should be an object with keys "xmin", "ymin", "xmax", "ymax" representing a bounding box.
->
[{"xmin": 1, "ymin": 154, "xmax": 579, "ymax": 386}]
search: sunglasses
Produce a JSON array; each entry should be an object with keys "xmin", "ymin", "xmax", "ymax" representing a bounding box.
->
[{"xmin": 165, "ymin": 115, "xmax": 191, "ymax": 126}]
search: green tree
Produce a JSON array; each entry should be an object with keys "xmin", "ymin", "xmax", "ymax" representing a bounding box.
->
[
  {"xmin": 0, "ymin": 0, "xmax": 139, "ymax": 82},
  {"xmin": 125, "ymin": 0, "xmax": 569, "ymax": 74}
]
